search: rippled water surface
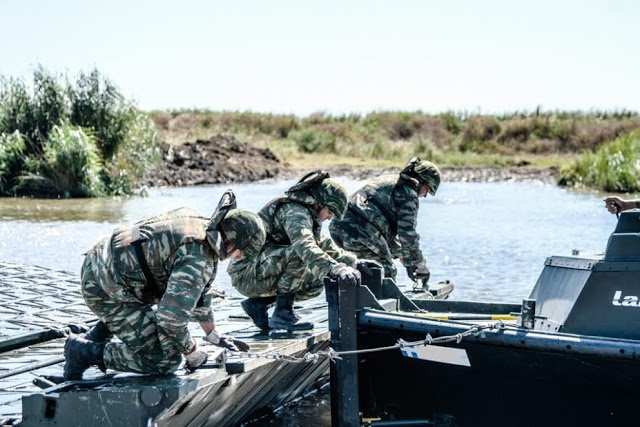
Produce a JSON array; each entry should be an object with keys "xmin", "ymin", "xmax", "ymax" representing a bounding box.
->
[{"xmin": 0, "ymin": 178, "xmax": 618, "ymax": 425}]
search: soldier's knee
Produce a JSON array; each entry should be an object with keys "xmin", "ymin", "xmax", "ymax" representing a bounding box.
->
[
  {"xmin": 159, "ymin": 354, "xmax": 183, "ymax": 374},
  {"xmin": 143, "ymin": 353, "xmax": 183, "ymax": 375}
]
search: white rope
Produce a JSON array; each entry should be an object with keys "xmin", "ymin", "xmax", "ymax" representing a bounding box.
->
[{"xmin": 226, "ymin": 321, "xmax": 504, "ymax": 363}]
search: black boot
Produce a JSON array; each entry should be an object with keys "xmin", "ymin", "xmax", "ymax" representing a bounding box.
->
[
  {"xmin": 268, "ymin": 293, "xmax": 314, "ymax": 331},
  {"xmin": 84, "ymin": 321, "xmax": 113, "ymax": 343},
  {"xmin": 241, "ymin": 296, "xmax": 276, "ymax": 330},
  {"xmin": 63, "ymin": 335, "xmax": 106, "ymax": 381}
]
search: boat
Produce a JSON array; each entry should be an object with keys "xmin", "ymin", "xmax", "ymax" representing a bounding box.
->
[{"xmin": 326, "ymin": 209, "xmax": 640, "ymax": 426}]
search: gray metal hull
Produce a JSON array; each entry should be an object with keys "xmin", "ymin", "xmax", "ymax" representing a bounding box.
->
[{"xmin": 357, "ymin": 310, "xmax": 640, "ymax": 426}]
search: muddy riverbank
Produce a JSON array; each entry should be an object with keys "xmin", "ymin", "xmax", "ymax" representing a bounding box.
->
[
  {"xmin": 143, "ymin": 134, "xmax": 559, "ymax": 187},
  {"xmin": 142, "ymin": 134, "xmax": 285, "ymax": 187}
]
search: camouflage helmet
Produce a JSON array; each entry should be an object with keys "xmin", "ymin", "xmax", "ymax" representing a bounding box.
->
[
  {"xmin": 219, "ymin": 209, "xmax": 266, "ymax": 259},
  {"xmin": 286, "ymin": 171, "xmax": 348, "ymax": 220},
  {"xmin": 310, "ymin": 177, "xmax": 348, "ymax": 220},
  {"xmin": 403, "ymin": 157, "xmax": 441, "ymax": 195},
  {"xmin": 207, "ymin": 189, "xmax": 265, "ymax": 259}
]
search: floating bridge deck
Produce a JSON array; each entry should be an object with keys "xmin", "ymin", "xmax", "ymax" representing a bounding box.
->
[{"xmin": 0, "ymin": 262, "xmax": 335, "ymax": 426}]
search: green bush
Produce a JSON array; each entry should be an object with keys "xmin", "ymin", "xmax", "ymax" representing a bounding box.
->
[
  {"xmin": 108, "ymin": 109, "xmax": 160, "ymax": 195},
  {"xmin": 0, "ymin": 78, "xmax": 36, "ymax": 145},
  {"xmin": 438, "ymin": 112, "xmax": 462, "ymax": 135},
  {"xmin": 18, "ymin": 123, "xmax": 105, "ymax": 198},
  {"xmin": 67, "ymin": 69, "xmax": 129, "ymax": 159},
  {"xmin": 0, "ymin": 131, "xmax": 26, "ymax": 194},
  {"xmin": 558, "ymin": 131, "xmax": 640, "ymax": 192},
  {"xmin": 290, "ymin": 129, "xmax": 336, "ymax": 153},
  {"xmin": 0, "ymin": 67, "xmax": 159, "ymax": 197},
  {"xmin": 32, "ymin": 67, "xmax": 68, "ymax": 146},
  {"xmin": 462, "ymin": 116, "xmax": 502, "ymax": 143},
  {"xmin": 499, "ymin": 119, "xmax": 534, "ymax": 143}
]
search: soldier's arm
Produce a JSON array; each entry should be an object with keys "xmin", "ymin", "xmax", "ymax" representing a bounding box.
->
[
  {"xmin": 156, "ymin": 242, "xmax": 215, "ymax": 353},
  {"xmin": 318, "ymin": 233, "xmax": 358, "ymax": 266},
  {"xmin": 189, "ymin": 278, "xmax": 218, "ymax": 322},
  {"xmin": 278, "ymin": 204, "xmax": 340, "ymax": 279},
  {"xmin": 394, "ymin": 186, "xmax": 425, "ymax": 267},
  {"xmin": 390, "ymin": 236, "xmax": 403, "ymax": 259}
]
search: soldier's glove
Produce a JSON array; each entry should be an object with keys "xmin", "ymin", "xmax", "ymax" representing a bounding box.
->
[
  {"xmin": 408, "ymin": 260, "xmax": 431, "ymax": 284},
  {"xmin": 204, "ymin": 330, "xmax": 251, "ymax": 352},
  {"xmin": 355, "ymin": 259, "xmax": 383, "ymax": 277},
  {"xmin": 184, "ymin": 343, "xmax": 208, "ymax": 372},
  {"xmin": 330, "ymin": 264, "xmax": 361, "ymax": 286},
  {"xmin": 66, "ymin": 322, "xmax": 91, "ymax": 335}
]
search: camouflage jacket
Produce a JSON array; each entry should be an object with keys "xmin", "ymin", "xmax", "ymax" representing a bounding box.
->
[
  {"xmin": 108, "ymin": 207, "xmax": 218, "ymax": 353},
  {"xmin": 346, "ymin": 174, "xmax": 424, "ymax": 266},
  {"xmin": 258, "ymin": 191, "xmax": 357, "ymax": 280}
]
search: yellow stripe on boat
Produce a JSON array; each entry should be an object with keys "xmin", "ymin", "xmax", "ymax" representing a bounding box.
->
[{"xmin": 411, "ymin": 312, "xmax": 518, "ymax": 321}]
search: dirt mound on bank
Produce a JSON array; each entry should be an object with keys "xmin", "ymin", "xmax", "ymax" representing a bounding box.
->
[{"xmin": 143, "ymin": 135, "xmax": 286, "ymax": 187}]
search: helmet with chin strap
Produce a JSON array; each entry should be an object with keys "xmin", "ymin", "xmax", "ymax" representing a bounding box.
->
[
  {"xmin": 403, "ymin": 157, "xmax": 441, "ymax": 195},
  {"xmin": 286, "ymin": 171, "xmax": 348, "ymax": 219},
  {"xmin": 206, "ymin": 190, "xmax": 266, "ymax": 259}
]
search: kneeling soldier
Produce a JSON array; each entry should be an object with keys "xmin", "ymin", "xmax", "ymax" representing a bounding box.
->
[
  {"xmin": 64, "ymin": 190, "xmax": 265, "ymax": 381},
  {"xmin": 228, "ymin": 171, "xmax": 372, "ymax": 331}
]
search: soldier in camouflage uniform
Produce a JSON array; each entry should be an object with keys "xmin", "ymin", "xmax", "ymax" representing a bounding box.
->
[
  {"xmin": 228, "ymin": 171, "xmax": 374, "ymax": 331},
  {"xmin": 329, "ymin": 157, "xmax": 441, "ymax": 282},
  {"xmin": 63, "ymin": 190, "xmax": 266, "ymax": 381}
]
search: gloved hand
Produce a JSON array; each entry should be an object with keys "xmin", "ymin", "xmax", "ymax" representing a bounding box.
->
[
  {"xmin": 204, "ymin": 330, "xmax": 251, "ymax": 352},
  {"xmin": 330, "ymin": 264, "xmax": 361, "ymax": 286},
  {"xmin": 354, "ymin": 259, "xmax": 383, "ymax": 278},
  {"xmin": 406, "ymin": 260, "xmax": 430, "ymax": 283},
  {"xmin": 67, "ymin": 322, "xmax": 91, "ymax": 335},
  {"xmin": 184, "ymin": 342, "xmax": 208, "ymax": 372}
]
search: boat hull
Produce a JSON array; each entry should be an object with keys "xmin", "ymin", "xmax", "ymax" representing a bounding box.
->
[{"xmin": 357, "ymin": 315, "xmax": 640, "ymax": 426}]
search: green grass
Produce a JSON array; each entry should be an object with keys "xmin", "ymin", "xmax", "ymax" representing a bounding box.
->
[
  {"xmin": 150, "ymin": 110, "xmax": 640, "ymax": 167},
  {"xmin": 150, "ymin": 109, "xmax": 625, "ymax": 173},
  {"xmin": 558, "ymin": 131, "xmax": 640, "ymax": 192}
]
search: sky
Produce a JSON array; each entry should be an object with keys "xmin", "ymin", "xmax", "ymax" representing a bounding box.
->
[{"xmin": 1, "ymin": 0, "xmax": 639, "ymax": 116}]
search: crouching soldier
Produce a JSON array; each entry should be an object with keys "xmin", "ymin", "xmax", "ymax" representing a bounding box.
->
[
  {"xmin": 329, "ymin": 157, "xmax": 440, "ymax": 283},
  {"xmin": 228, "ymin": 171, "xmax": 373, "ymax": 331},
  {"xmin": 63, "ymin": 190, "xmax": 266, "ymax": 381}
]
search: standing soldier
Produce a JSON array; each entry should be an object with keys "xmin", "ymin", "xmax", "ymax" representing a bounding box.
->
[
  {"xmin": 329, "ymin": 157, "xmax": 440, "ymax": 283},
  {"xmin": 228, "ymin": 171, "xmax": 372, "ymax": 331},
  {"xmin": 63, "ymin": 190, "xmax": 266, "ymax": 381}
]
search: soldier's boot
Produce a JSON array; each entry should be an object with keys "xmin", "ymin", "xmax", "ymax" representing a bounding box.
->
[
  {"xmin": 63, "ymin": 335, "xmax": 106, "ymax": 381},
  {"xmin": 241, "ymin": 296, "xmax": 276, "ymax": 330},
  {"xmin": 268, "ymin": 293, "xmax": 314, "ymax": 331},
  {"xmin": 84, "ymin": 321, "xmax": 113, "ymax": 343}
]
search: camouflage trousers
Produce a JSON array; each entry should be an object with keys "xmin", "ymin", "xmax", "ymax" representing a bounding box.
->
[
  {"xmin": 80, "ymin": 241, "xmax": 182, "ymax": 375},
  {"xmin": 228, "ymin": 241, "xmax": 334, "ymax": 300},
  {"xmin": 329, "ymin": 217, "xmax": 398, "ymax": 279}
]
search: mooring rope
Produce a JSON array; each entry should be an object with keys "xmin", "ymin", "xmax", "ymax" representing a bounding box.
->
[{"xmin": 225, "ymin": 321, "xmax": 505, "ymax": 364}]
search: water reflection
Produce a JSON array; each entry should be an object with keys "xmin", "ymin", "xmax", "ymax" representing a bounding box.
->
[{"xmin": 0, "ymin": 197, "xmax": 126, "ymax": 222}]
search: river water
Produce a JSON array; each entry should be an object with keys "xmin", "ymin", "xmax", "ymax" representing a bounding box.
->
[{"xmin": 0, "ymin": 178, "xmax": 620, "ymax": 425}]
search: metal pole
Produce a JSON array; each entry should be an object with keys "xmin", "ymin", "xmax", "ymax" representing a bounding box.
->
[
  {"xmin": 0, "ymin": 355, "xmax": 65, "ymax": 380},
  {"xmin": 325, "ymin": 277, "xmax": 360, "ymax": 427}
]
